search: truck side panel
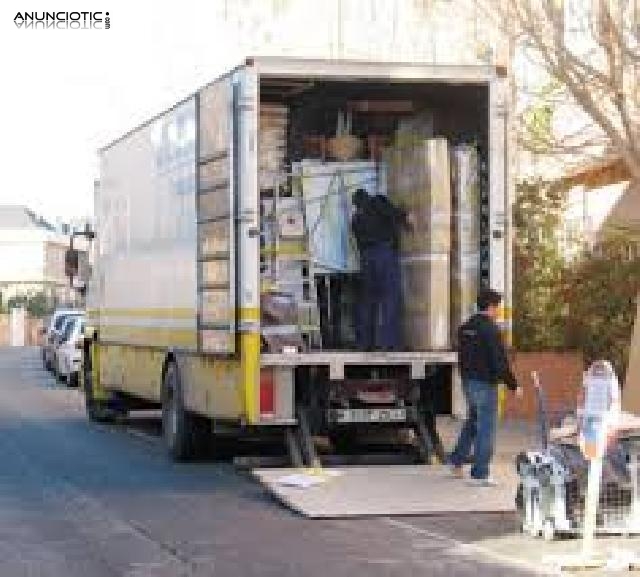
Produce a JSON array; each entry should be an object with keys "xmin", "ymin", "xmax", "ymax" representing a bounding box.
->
[
  {"xmin": 101, "ymin": 344, "xmax": 165, "ymax": 402},
  {"xmin": 98, "ymin": 98, "xmax": 199, "ymax": 351},
  {"xmin": 98, "ymin": 342, "xmax": 244, "ymax": 418}
]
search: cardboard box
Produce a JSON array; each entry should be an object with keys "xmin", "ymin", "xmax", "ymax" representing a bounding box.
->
[
  {"xmin": 451, "ymin": 144, "xmax": 480, "ymax": 255},
  {"xmin": 386, "ymin": 138, "xmax": 452, "ymax": 256},
  {"xmin": 450, "ymin": 145, "xmax": 480, "ymax": 339},
  {"xmin": 401, "ymin": 253, "xmax": 450, "ymax": 350},
  {"xmin": 451, "ymin": 251, "xmax": 480, "ymax": 337},
  {"xmin": 383, "ymin": 137, "xmax": 453, "ymax": 351}
]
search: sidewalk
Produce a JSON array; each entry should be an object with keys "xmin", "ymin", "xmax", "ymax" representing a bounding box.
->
[{"xmin": 436, "ymin": 416, "xmax": 539, "ymax": 485}]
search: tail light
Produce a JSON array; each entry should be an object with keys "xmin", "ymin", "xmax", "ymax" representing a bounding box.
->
[{"xmin": 259, "ymin": 369, "xmax": 275, "ymax": 417}]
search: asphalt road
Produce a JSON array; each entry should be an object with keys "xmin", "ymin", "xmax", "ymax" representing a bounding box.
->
[{"xmin": 0, "ymin": 347, "xmax": 549, "ymax": 577}]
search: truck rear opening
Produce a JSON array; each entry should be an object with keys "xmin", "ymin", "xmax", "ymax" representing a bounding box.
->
[
  {"xmin": 253, "ymin": 74, "xmax": 497, "ymax": 458},
  {"xmin": 91, "ymin": 59, "xmax": 508, "ymax": 465}
]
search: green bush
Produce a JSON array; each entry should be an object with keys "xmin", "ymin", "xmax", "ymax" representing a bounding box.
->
[
  {"xmin": 7, "ymin": 291, "xmax": 52, "ymax": 318},
  {"xmin": 564, "ymin": 232, "xmax": 640, "ymax": 376},
  {"xmin": 513, "ymin": 179, "xmax": 570, "ymax": 351}
]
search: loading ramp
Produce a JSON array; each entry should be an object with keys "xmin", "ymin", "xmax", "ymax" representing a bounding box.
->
[{"xmin": 253, "ymin": 465, "xmax": 516, "ymax": 518}]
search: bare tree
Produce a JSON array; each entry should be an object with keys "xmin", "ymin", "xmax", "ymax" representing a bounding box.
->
[{"xmin": 486, "ymin": 0, "xmax": 640, "ymax": 183}]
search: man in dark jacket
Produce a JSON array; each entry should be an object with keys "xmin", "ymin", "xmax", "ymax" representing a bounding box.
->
[
  {"xmin": 449, "ymin": 288, "xmax": 523, "ymax": 486},
  {"xmin": 351, "ymin": 189, "xmax": 408, "ymax": 351}
]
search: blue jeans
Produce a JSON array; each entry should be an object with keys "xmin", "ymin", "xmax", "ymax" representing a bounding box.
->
[
  {"xmin": 450, "ymin": 379, "xmax": 498, "ymax": 480},
  {"xmin": 356, "ymin": 244, "xmax": 401, "ymax": 350}
]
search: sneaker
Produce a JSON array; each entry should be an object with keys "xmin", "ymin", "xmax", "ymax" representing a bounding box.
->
[
  {"xmin": 467, "ymin": 477, "xmax": 498, "ymax": 487},
  {"xmin": 449, "ymin": 464, "xmax": 464, "ymax": 479}
]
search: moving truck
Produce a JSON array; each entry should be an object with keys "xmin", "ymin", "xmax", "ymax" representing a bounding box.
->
[{"xmin": 77, "ymin": 58, "xmax": 512, "ymax": 463}]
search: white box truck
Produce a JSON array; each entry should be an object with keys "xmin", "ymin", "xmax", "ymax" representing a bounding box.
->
[{"xmin": 79, "ymin": 57, "xmax": 512, "ymax": 464}]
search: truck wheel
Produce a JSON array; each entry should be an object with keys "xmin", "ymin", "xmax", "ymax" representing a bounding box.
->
[{"xmin": 162, "ymin": 361, "xmax": 208, "ymax": 461}]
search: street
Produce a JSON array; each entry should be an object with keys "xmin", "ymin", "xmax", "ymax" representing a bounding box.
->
[{"xmin": 0, "ymin": 347, "xmax": 549, "ymax": 577}]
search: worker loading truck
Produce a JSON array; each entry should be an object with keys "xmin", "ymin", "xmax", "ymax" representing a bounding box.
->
[{"xmin": 68, "ymin": 58, "xmax": 512, "ymax": 465}]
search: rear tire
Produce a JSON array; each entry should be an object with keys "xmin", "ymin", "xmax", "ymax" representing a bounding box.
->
[{"xmin": 162, "ymin": 361, "xmax": 209, "ymax": 461}]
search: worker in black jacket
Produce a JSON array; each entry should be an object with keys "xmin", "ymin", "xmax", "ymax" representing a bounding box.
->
[
  {"xmin": 352, "ymin": 189, "xmax": 409, "ymax": 351},
  {"xmin": 448, "ymin": 288, "xmax": 523, "ymax": 486}
]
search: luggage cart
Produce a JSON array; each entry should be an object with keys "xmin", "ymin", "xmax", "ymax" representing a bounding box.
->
[{"xmin": 515, "ymin": 371, "xmax": 640, "ymax": 540}]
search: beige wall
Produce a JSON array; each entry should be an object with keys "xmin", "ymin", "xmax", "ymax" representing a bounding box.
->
[{"xmin": 0, "ymin": 314, "xmax": 44, "ymax": 347}]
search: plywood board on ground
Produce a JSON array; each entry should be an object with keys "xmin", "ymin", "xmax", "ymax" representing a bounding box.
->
[{"xmin": 253, "ymin": 465, "xmax": 516, "ymax": 518}]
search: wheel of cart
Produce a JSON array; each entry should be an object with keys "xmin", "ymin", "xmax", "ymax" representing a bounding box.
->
[{"xmin": 517, "ymin": 371, "xmax": 640, "ymax": 541}]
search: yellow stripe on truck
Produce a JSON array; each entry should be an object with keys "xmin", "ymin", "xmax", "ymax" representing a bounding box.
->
[
  {"xmin": 100, "ymin": 326, "xmax": 198, "ymax": 348},
  {"xmin": 96, "ymin": 308, "xmax": 196, "ymax": 319},
  {"xmin": 98, "ymin": 306, "xmax": 261, "ymax": 423},
  {"xmin": 239, "ymin": 307, "xmax": 260, "ymax": 424},
  {"xmin": 241, "ymin": 332, "xmax": 260, "ymax": 424}
]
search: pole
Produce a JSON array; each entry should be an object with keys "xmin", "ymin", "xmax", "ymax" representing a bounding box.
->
[{"xmin": 581, "ymin": 417, "xmax": 607, "ymax": 556}]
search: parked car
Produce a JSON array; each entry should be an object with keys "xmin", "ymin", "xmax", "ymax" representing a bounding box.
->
[
  {"xmin": 55, "ymin": 315, "xmax": 85, "ymax": 387},
  {"xmin": 42, "ymin": 309, "xmax": 82, "ymax": 371},
  {"xmin": 51, "ymin": 315, "xmax": 76, "ymax": 379}
]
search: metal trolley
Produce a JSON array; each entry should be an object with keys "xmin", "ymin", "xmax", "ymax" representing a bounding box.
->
[{"xmin": 515, "ymin": 372, "xmax": 640, "ymax": 540}]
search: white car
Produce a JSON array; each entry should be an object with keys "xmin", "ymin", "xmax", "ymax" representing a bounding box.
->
[
  {"xmin": 54, "ymin": 315, "xmax": 85, "ymax": 387},
  {"xmin": 42, "ymin": 309, "xmax": 82, "ymax": 371}
]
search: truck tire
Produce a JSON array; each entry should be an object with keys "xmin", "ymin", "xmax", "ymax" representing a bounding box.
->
[
  {"xmin": 68, "ymin": 372, "xmax": 79, "ymax": 388},
  {"xmin": 162, "ymin": 361, "xmax": 209, "ymax": 461}
]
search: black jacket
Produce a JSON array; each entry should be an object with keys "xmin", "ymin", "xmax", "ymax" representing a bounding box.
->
[
  {"xmin": 457, "ymin": 313, "xmax": 519, "ymax": 390},
  {"xmin": 352, "ymin": 195, "xmax": 407, "ymax": 250}
]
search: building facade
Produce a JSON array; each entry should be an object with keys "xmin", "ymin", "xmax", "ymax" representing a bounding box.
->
[{"xmin": 0, "ymin": 206, "xmax": 88, "ymax": 311}]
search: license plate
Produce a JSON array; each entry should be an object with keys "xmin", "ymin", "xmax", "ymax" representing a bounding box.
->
[
  {"xmin": 356, "ymin": 391, "xmax": 396, "ymax": 404},
  {"xmin": 332, "ymin": 408, "xmax": 407, "ymax": 424}
]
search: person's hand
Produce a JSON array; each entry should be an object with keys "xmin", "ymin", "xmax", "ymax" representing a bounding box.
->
[{"xmin": 515, "ymin": 386, "xmax": 524, "ymax": 399}]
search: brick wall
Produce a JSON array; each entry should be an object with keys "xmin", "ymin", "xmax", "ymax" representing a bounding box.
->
[{"xmin": 503, "ymin": 351, "xmax": 585, "ymax": 422}]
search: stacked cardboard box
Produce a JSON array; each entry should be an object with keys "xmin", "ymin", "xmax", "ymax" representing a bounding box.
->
[
  {"xmin": 451, "ymin": 144, "xmax": 480, "ymax": 338},
  {"xmin": 386, "ymin": 137, "xmax": 451, "ymax": 351},
  {"xmin": 259, "ymin": 104, "xmax": 288, "ymax": 190}
]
